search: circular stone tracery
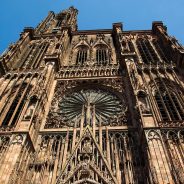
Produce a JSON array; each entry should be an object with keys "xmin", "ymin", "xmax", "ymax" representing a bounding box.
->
[{"xmin": 59, "ymin": 89, "xmax": 126, "ymax": 126}]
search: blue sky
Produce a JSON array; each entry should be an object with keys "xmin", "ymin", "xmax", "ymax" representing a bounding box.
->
[{"xmin": 0, "ymin": 0, "xmax": 184, "ymax": 54}]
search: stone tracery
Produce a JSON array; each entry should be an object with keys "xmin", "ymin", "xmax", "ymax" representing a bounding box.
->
[
  {"xmin": 45, "ymin": 79, "xmax": 127, "ymax": 129},
  {"xmin": 0, "ymin": 6, "xmax": 184, "ymax": 184}
]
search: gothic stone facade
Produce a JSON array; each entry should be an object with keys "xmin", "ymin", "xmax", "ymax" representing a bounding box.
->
[{"xmin": 0, "ymin": 6, "xmax": 184, "ymax": 184}]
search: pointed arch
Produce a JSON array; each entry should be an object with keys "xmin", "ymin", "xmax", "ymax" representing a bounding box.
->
[
  {"xmin": 94, "ymin": 44, "xmax": 110, "ymax": 65},
  {"xmin": 56, "ymin": 126, "xmax": 118, "ymax": 184},
  {"xmin": 136, "ymin": 37, "xmax": 159, "ymax": 64},
  {"xmin": 75, "ymin": 45, "xmax": 89, "ymax": 65},
  {"xmin": 1, "ymin": 82, "xmax": 32, "ymax": 126},
  {"xmin": 151, "ymin": 78, "xmax": 184, "ymax": 121}
]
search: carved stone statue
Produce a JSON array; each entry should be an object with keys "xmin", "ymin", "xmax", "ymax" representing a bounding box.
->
[{"xmin": 137, "ymin": 91, "xmax": 151, "ymax": 114}]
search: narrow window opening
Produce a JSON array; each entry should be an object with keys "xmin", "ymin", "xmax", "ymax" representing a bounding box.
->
[
  {"xmin": 155, "ymin": 90, "xmax": 184, "ymax": 121},
  {"xmin": 136, "ymin": 39, "xmax": 159, "ymax": 64},
  {"xmin": 96, "ymin": 48, "xmax": 108, "ymax": 65},
  {"xmin": 2, "ymin": 84, "xmax": 31, "ymax": 126},
  {"xmin": 76, "ymin": 47, "xmax": 88, "ymax": 65}
]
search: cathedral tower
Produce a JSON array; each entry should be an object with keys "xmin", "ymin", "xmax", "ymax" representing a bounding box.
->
[{"xmin": 0, "ymin": 7, "xmax": 184, "ymax": 184}]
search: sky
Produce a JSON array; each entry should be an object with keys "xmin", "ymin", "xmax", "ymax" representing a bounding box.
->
[{"xmin": 0, "ymin": 0, "xmax": 184, "ymax": 54}]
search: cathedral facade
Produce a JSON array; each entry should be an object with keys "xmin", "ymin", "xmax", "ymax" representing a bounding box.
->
[{"xmin": 0, "ymin": 6, "xmax": 184, "ymax": 184}]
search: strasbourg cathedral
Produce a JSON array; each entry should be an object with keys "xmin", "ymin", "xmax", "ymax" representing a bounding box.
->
[{"xmin": 0, "ymin": 6, "xmax": 184, "ymax": 184}]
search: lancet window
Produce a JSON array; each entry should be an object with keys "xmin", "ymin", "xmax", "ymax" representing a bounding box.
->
[
  {"xmin": 96, "ymin": 45, "xmax": 109, "ymax": 65},
  {"xmin": 76, "ymin": 46, "xmax": 88, "ymax": 65},
  {"xmin": 20, "ymin": 42, "xmax": 49, "ymax": 69},
  {"xmin": 136, "ymin": 38, "xmax": 159, "ymax": 64},
  {"xmin": 152, "ymin": 40, "xmax": 171, "ymax": 63},
  {"xmin": 2, "ymin": 82, "xmax": 32, "ymax": 126},
  {"xmin": 154, "ymin": 86, "xmax": 184, "ymax": 121},
  {"xmin": 18, "ymin": 44, "xmax": 35, "ymax": 68}
]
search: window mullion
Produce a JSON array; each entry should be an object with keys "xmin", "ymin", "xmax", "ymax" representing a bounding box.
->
[
  {"xmin": 76, "ymin": 51, "xmax": 79, "ymax": 65},
  {"xmin": 171, "ymin": 94, "xmax": 184, "ymax": 119},
  {"xmin": 79, "ymin": 50, "xmax": 81, "ymax": 64},
  {"xmin": 101, "ymin": 49, "xmax": 103, "ymax": 64},
  {"xmin": 33, "ymin": 43, "xmax": 49, "ymax": 68},
  {"xmin": 81, "ymin": 50, "xmax": 83, "ymax": 64},
  {"xmin": 173, "ymin": 94, "xmax": 184, "ymax": 115},
  {"xmin": 99, "ymin": 50, "xmax": 102, "ymax": 64},
  {"xmin": 137, "ymin": 40, "xmax": 150, "ymax": 64},
  {"xmin": 159, "ymin": 77, "xmax": 182, "ymax": 120},
  {"xmin": 1, "ymin": 76, "xmax": 27, "ymax": 126},
  {"xmin": 165, "ymin": 72, "xmax": 184, "ymax": 108},
  {"xmin": 96, "ymin": 50, "xmax": 99, "ymax": 64},
  {"xmin": 156, "ymin": 92, "xmax": 170, "ymax": 121},
  {"xmin": 85, "ymin": 50, "xmax": 87, "ymax": 63},
  {"xmin": 105, "ymin": 49, "xmax": 108, "ymax": 63},
  {"xmin": 8, "ymin": 78, "xmax": 32, "ymax": 126},
  {"xmin": 153, "ymin": 41, "xmax": 170, "ymax": 63},
  {"xmin": 142, "ymin": 40, "xmax": 155, "ymax": 64},
  {"xmin": 101, "ymin": 50, "xmax": 104, "ymax": 64},
  {"xmin": 163, "ymin": 94, "xmax": 176, "ymax": 120},
  {"xmin": 150, "ymin": 74, "xmax": 171, "ymax": 121},
  {"xmin": 96, "ymin": 48, "xmax": 108, "ymax": 65},
  {"xmin": 20, "ymin": 45, "xmax": 34, "ymax": 68}
]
